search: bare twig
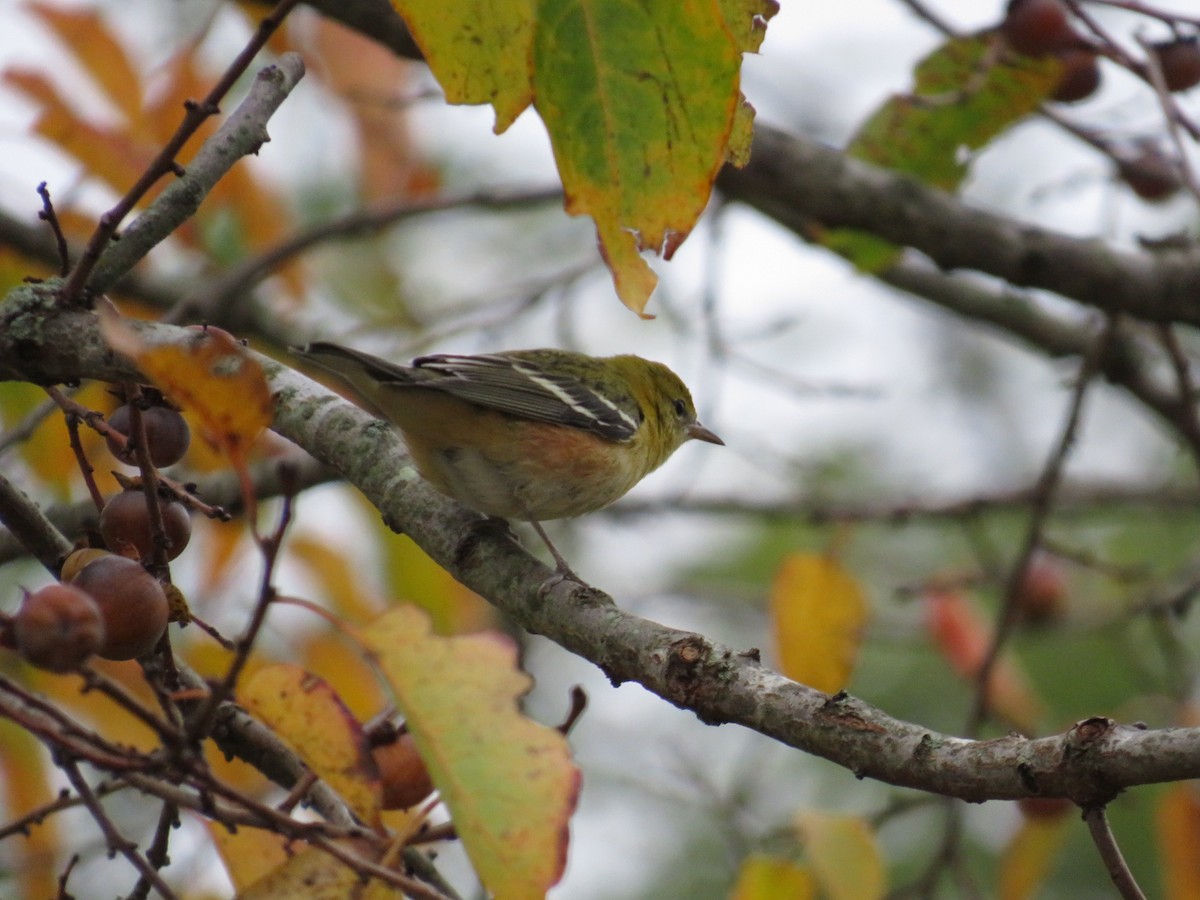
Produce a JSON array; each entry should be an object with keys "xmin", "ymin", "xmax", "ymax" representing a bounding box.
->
[
  {"xmin": 58, "ymin": 0, "xmax": 304, "ymax": 305},
  {"xmin": 35, "ymin": 183, "xmax": 70, "ymax": 276},
  {"xmin": 1083, "ymin": 805, "xmax": 1148, "ymax": 900}
]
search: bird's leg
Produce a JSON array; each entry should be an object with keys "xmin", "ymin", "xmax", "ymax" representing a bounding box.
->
[{"xmin": 528, "ymin": 518, "xmax": 587, "ymax": 589}]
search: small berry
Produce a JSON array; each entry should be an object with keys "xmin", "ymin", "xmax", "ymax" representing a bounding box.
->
[
  {"xmin": 1119, "ymin": 150, "xmax": 1182, "ymax": 203},
  {"xmin": 100, "ymin": 489, "xmax": 191, "ymax": 562},
  {"xmin": 1150, "ymin": 38, "xmax": 1200, "ymax": 93},
  {"xmin": 70, "ymin": 555, "xmax": 168, "ymax": 660},
  {"xmin": 106, "ymin": 404, "xmax": 191, "ymax": 468},
  {"xmin": 1002, "ymin": 0, "xmax": 1079, "ymax": 57},
  {"xmin": 1052, "ymin": 49, "xmax": 1101, "ymax": 103},
  {"xmin": 15, "ymin": 584, "xmax": 105, "ymax": 672}
]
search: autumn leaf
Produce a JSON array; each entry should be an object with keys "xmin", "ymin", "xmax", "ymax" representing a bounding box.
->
[
  {"xmin": 241, "ymin": 664, "xmax": 382, "ymax": 826},
  {"xmin": 387, "ymin": 0, "xmax": 776, "ymax": 315},
  {"xmin": 364, "ymin": 605, "xmax": 580, "ymax": 900},
  {"xmin": 98, "ymin": 315, "xmax": 271, "ymax": 506},
  {"xmin": 209, "ymin": 823, "xmax": 289, "ymax": 893},
  {"xmin": 238, "ymin": 842, "xmax": 406, "ymax": 898},
  {"xmin": 829, "ymin": 32, "xmax": 1062, "ymax": 271},
  {"xmin": 731, "ymin": 853, "xmax": 817, "ymax": 900},
  {"xmin": 1157, "ymin": 782, "xmax": 1200, "ymax": 899},
  {"xmin": 923, "ymin": 587, "xmax": 1045, "ymax": 733},
  {"xmin": 770, "ymin": 552, "xmax": 867, "ymax": 693},
  {"xmin": 795, "ymin": 810, "xmax": 886, "ymax": 900},
  {"xmin": 1000, "ymin": 813, "xmax": 1070, "ymax": 900}
]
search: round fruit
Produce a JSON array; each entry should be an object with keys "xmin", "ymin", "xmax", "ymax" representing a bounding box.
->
[
  {"xmin": 1014, "ymin": 556, "xmax": 1068, "ymax": 625},
  {"xmin": 100, "ymin": 489, "xmax": 191, "ymax": 562},
  {"xmin": 69, "ymin": 555, "xmax": 168, "ymax": 661},
  {"xmin": 14, "ymin": 584, "xmax": 105, "ymax": 672},
  {"xmin": 106, "ymin": 404, "xmax": 191, "ymax": 468},
  {"xmin": 373, "ymin": 732, "xmax": 434, "ymax": 810},
  {"xmin": 1052, "ymin": 49, "xmax": 1101, "ymax": 102},
  {"xmin": 1002, "ymin": 0, "xmax": 1078, "ymax": 57},
  {"xmin": 1151, "ymin": 38, "xmax": 1200, "ymax": 93},
  {"xmin": 1119, "ymin": 151, "xmax": 1182, "ymax": 202}
]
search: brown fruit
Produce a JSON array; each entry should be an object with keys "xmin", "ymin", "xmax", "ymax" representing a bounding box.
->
[
  {"xmin": 1052, "ymin": 49, "xmax": 1101, "ymax": 102},
  {"xmin": 15, "ymin": 584, "xmax": 105, "ymax": 672},
  {"xmin": 70, "ymin": 556, "xmax": 168, "ymax": 660},
  {"xmin": 1119, "ymin": 150, "xmax": 1182, "ymax": 203},
  {"xmin": 373, "ymin": 732, "xmax": 435, "ymax": 810},
  {"xmin": 1151, "ymin": 38, "xmax": 1200, "ymax": 93},
  {"xmin": 106, "ymin": 404, "xmax": 191, "ymax": 468},
  {"xmin": 100, "ymin": 489, "xmax": 191, "ymax": 562},
  {"xmin": 1014, "ymin": 556, "xmax": 1068, "ymax": 625},
  {"xmin": 1002, "ymin": 0, "xmax": 1078, "ymax": 57}
]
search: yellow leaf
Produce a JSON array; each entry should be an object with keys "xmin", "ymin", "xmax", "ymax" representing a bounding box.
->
[
  {"xmin": 731, "ymin": 854, "xmax": 816, "ymax": 900},
  {"xmin": 98, "ymin": 316, "xmax": 271, "ymax": 473},
  {"xmin": 239, "ymin": 842, "xmax": 406, "ymax": 899},
  {"xmin": 389, "ymin": 0, "xmax": 535, "ymax": 133},
  {"xmin": 241, "ymin": 665, "xmax": 382, "ymax": 826},
  {"xmin": 795, "ymin": 811, "xmax": 886, "ymax": 900},
  {"xmin": 770, "ymin": 553, "xmax": 867, "ymax": 693},
  {"xmin": 1000, "ymin": 814, "xmax": 1069, "ymax": 900},
  {"xmin": 1158, "ymin": 783, "xmax": 1200, "ymax": 899},
  {"xmin": 209, "ymin": 823, "xmax": 288, "ymax": 892},
  {"xmin": 364, "ymin": 606, "xmax": 580, "ymax": 900},
  {"xmin": 0, "ymin": 719, "xmax": 59, "ymax": 900}
]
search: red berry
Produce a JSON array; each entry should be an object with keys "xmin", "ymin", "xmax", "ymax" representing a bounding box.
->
[
  {"xmin": 1150, "ymin": 38, "xmax": 1200, "ymax": 93},
  {"xmin": 100, "ymin": 489, "xmax": 191, "ymax": 562},
  {"xmin": 1052, "ymin": 49, "xmax": 1101, "ymax": 103},
  {"xmin": 106, "ymin": 404, "xmax": 191, "ymax": 468},
  {"xmin": 69, "ymin": 555, "xmax": 168, "ymax": 661},
  {"xmin": 15, "ymin": 584, "xmax": 105, "ymax": 672},
  {"xmin": 1003, "ymin": 0, "xmax": 1079, "ymax": 57}
]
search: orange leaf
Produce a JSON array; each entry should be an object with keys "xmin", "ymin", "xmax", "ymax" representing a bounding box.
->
[
  {"xmin": 923, "ymin": 588, "xmax": 1045, "ymax": 733},
  {"xmin": 770, "ymin": 553, "xmax": 867, "ymax": 693},
  {"xmin": 0, "ymin": 720, "xmax": 59, "ymax": 899},
  {"xmin": 364, "ymin": 606, "xmax": 580, "ymax": 899},
  {"xmin": 1158, "ymin": 783, "xmax": 1200, "ymax": 899},
  {"xmin": 27, "ymin": 2, "xmax": 142, "ymax": 121},
  {"xmin": 99, "ymin": 316, "xmax": 271, "ymax": 473},
  {"xmin": 795, "ymin": 810, "xmax": 886, "ymax": 900},
  {"xmin": 241, "ymin": 664, "xmax": 382, "ymax": 826}
]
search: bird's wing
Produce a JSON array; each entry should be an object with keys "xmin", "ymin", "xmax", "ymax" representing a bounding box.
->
[{"xmin": 410, "ymin": 353, "xmax": 640, "ymax": 441}]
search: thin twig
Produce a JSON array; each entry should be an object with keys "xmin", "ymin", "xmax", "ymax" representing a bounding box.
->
[
  {"xmin": 35, "ymin": 183, "xmax": 70, "ymax": 276},
  {"xmin": 967, "ymin": 318, "xmax": 1116, "ymax": 734},
  {"xmin": 1083, "ymin": 804, "xmax": 1148, "ymax": 900},
  {"xmin": 58, "ymin": 0, "xmax": 304, "ymax": 306},
  {"xmin": 127, "ymin": 801, "xmax": 179, "ymax": 900},
  {"xmin": 60, "ymin": 757, "xmax": 178, "ymax": 900}
]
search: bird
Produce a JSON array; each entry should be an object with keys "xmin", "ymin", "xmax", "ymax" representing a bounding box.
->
[{"xmin": 294, "ymin": 342, "xmax": 723, "ymax": 582}]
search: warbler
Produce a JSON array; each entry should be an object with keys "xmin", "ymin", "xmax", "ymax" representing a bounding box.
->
[{"xmin": 295, "ymin": 342, "xmax": 723, "ymax": 579}]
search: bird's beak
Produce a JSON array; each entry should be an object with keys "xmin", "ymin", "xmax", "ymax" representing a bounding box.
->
[{"xmin": 688, "ymin": 421, "xmax": 724, "ymax": 445}]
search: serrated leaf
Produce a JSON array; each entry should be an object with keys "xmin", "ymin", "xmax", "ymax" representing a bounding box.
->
[
  {"xmin": 731, "ymin": 853, "xmax": 816, "ymax": 900},
  {"xmin": 770, "ymin": 553, "xmax": 867, "ymax": 693},
  {"xmin": 532, "ymin": 0, "xmax": 747, "ymax": 315},
  {"xmin": 364, "ymin": 605, "xmax": 579, "ymax": 900},
  {"xmin": 1000, "ymin": 815, "xmax": 1069, "ymax": 900},
  {"xmin": 240, "ymin": 665, "xmax": 382, "ymax": 826},
  {"xmin": 832, "ymin": 33, "xmax": 1062, "ymax": 272},
  {"xmin": 389, "ymin": 0, "xmax": 535, "ymax": 133},
  {"xmin": 795, "ymin": 811, "xmax": 885, "ymax": 900}
]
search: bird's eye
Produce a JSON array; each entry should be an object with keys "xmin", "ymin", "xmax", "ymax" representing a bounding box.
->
[{"xmin": 672, "ymin": 398, "xmax": 687, "ymax": 418}]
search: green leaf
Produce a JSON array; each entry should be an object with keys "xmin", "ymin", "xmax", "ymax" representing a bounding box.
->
[
  {"xmin": 364, "ymin": 606, "xmax": 580, "ymax": 900},
  {"xmin": 832, "ymin": 33, "xmax": 1062, "ymax": 272},
  {"xmin": 388, "ymin": 0, "xmax": 536, "ymax": 133}
]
